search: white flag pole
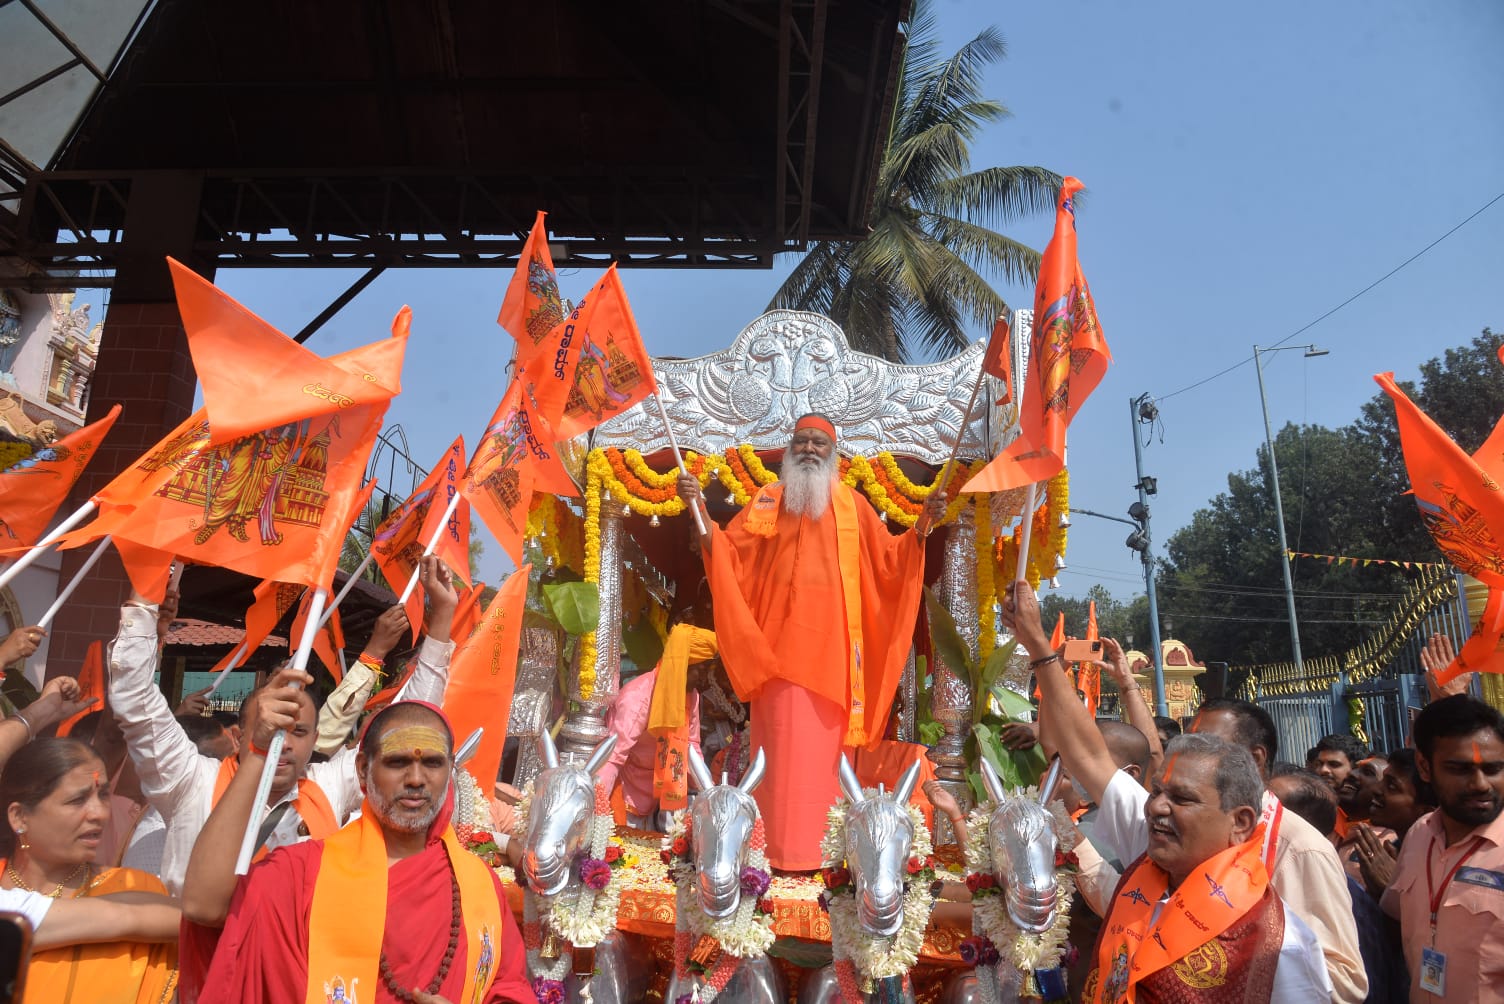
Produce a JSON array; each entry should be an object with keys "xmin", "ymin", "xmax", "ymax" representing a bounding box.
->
[
  {"xmin": 35, "ymin": 536, "xmax": 112, "ymax": 630},
  {"xmin": 314, "ymin": 548, "xmax": 376, "ymax": 632},
  {"xmin": 204, "ymin": 641, "xmax": 249, "ymax": 699},
  {"xmin": 1014, "ymin": 481, "xmax": 1039, "ymax": 584},
  {"xmin": 397, "ymin": 490, "xmax": 463, "ymax": 605},
  {"xmin": 0, "ymin": 500, "xmax": 98, "ymax": 591},
  {"xmin": 235, "ymin": 585, "xmax": 328, "ymax": 875},
  {"xmin": 652, "ymin": 393, "xmax": 708, "ymax": 536}
]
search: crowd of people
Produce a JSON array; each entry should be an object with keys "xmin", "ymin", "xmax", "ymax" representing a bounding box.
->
[{"xmin": 0, "ymin": 415, "xmax": 1496, "ymax": 1003}]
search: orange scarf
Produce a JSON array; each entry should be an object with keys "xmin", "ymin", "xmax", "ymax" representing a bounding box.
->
[
  {"xmin": 743, "ymin": 481, "xmax": 867, "ymax": 744},
  {"xmin": 5, "ymin": 863, "xmax": 178, "ymax": 1004},
  {"xmin": 1088, "ymin": 825, "xmax": 1272, "ymax": 1004},
  {"xmin": 212, "ymin": 757, "xmax": 339, "ymax": 860},
  {"xmin": 648, "ymin": 625, "xmax": 718, "ymax": 810},
  {"xmin": 304, "ymin": 803, "xmax": 502, "ymax": 1004}
]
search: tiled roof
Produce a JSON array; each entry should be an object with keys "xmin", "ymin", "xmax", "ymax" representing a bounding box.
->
[{"xmin": 163, "ymin": 618, "xmax": 287, "ymax": 648}]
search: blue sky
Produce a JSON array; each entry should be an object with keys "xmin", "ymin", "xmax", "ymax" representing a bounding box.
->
[{"xmin": 187, "ymin": 0, "xmax": 1502, "ymax": 604}]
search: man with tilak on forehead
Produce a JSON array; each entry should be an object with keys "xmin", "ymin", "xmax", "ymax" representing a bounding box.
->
[{"xmin": 182, "ymin": 699, "xmax": 532, "ymax": 1003}]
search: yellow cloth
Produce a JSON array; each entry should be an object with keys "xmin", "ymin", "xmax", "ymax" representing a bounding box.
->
[{"xmin": 647, "ymin": 625, "xmax": 718, "ymax": 733}]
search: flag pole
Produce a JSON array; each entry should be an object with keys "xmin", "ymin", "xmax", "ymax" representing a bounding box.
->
[
  {"xmin": 235, "ymin": 585, "xmax": 328, "ymax": 875},
  {"xmin": 0, "ymin": 500, "xmax": 99, "ymax": 591},
  {"xmin": 1014, "ymin": 481, "xmax": 1038, "ymax": 584},
  {"xmin": 35, "ymin": 536, "xmax": 112, "ymax": 630},
  {"xmin": 204, "ymin": 641, "xmax": 249, "ymax": 699},
  {"xmin": 397, "ymin": 490, "xmax": 464, "ymax": 604},
  {"xmin": 651, "ymin": 393, "xmax": 708, "ymax": 536},
  {"xmin": 919, "ymin": 364, "xmax": 989, "ymax": 535},
  {"xmin": 314, "ymin": 548, "xmax": 376, "ymax": 632}
]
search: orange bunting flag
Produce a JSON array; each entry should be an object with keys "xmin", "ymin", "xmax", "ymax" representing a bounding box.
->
[
  {"xmin": 981, "ymin": 315, "xmax": 1013, "ymax": 405},
  {"xmin": 167, "ymin": 259, "xmax": 406, "ymax": 445},
  {"xmin": 290, "ymin": 584, "xmax": 344, "ymax": 684},
  {"xmin": 0, "ymin": 404, "xmax": 120, "ymax": 549},
  {"xmin": 498, "ymin": 212, "xmax": 566, "ymax": 363},
  {"xmin": 450, "ymin": 581, "xmax": 487, "ymax": 649},
  {"xmin": 1375, "ymin": 371, "xmax": 1504, "ymax": 587},
  {"xmin": 519, "ymin": 265, "xmax": 658, "ymax": 441},
  {"xmin": 208, "ymin": 579, "xmax": 306, "ymax": 677},
  {"xmin": 57, "ymin": 641, "xmax": 104, "ymax": 737},
  {"xmin": 371, "ymin": 437, "xmax": 472, "ymax": 640},
  {"xmin": 964, "ymin": 177, "xmax": 1110, "ymax": 493},
  {"xmin": 443, "ymin": 565, "xmax": 529, "ymax": 794},
  {"xmin": 66, "ymin": 330, "xmax": 396, "ymax": 589},
  {"xmin": 463, "ymin": 381, "xmax": 575, "ymax": 562}
]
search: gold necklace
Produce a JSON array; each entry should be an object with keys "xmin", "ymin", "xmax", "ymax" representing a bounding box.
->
[{"xmin": 7, "ymin": 861, "xmax": 89, "ymax": 899}]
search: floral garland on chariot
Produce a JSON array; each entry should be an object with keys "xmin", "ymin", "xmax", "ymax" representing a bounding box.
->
[
  {"xmin": 960, "ymin": 787, "xmax": 1080, "ymax": 1004},
  {"xmin": 511, "ymin": 781, "xmax": 632, "ymax": 1004},
  {"xmin": 817, "ymin": 797, "xmax": 937, "ymax": 1003},
  {"xmin": 659, "ymin": 808, "xmax": 776, "ymax": 1003}
]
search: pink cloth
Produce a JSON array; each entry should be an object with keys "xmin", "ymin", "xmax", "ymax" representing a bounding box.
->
[
  {"xmin": 597, "ymin": 670, "xmax": 701, "ymax": 816},
  {"xmin": 96, "ymin": 794, "xmax": 145, "ymax": 867}
]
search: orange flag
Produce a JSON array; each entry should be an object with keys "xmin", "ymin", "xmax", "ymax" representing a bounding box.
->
[
  {"xmin": 1081, "ymin": 600, "xmax": 1101, "ymax": 717},
  {"xmin": 57, "ymin": 641, "xmax": 104, "ymax": 737},
  {"xmin": 450, "ymin": 581, "xmax": 487, "ymax": 648},
  {"xmin": 464, "ymin": 381, "xmax": 575, "ymax": 562},
  {"xmin": 167, "ymin": 260, "xmax": 405, "ymax": 445},
  {"xmin": 1034, "ymin": 612, "xmax": 1069, "ymax": 700},
  {"xmin": 965, "ymin": 177, "xmax": 1110, "ymax": 492},
  {"xmin": 1432, "ymin": 586, "xmax": 1504, "ymax": 685},
  {"xmin": 1375, "ymin": 371, "xmax": 1504, "ymax": 587},
  {"xmin": 371, "ymin": 437, "xmax": 472, "ymax": 640},
  {"xmin": 981, "ymin": 315, "xmax": 1013, "ymax": 405},
  {"xmin": 290, "ymin": 585, "xmax": 344, "ymax": 684},
  {"xmin": 68, "ymin": 371, "xmax": 389, "ymax": 590},
  {"xmin": 520, "ymin": 265, "xmax": 658, "ymax": 441},
  {"xmin": 497, "ymin": 211, "xmax": 566, "ymax": 362},
  {"xmin": 208, "ymin": 579, "xmax": 306, "ymax": 677},
  {"xmin": 0, "ymin": 405, "xmax": 120, "ymax": 549},
  {"xmin": 443, "ymin": 565, "xmax": 529, "ymax": 793}
]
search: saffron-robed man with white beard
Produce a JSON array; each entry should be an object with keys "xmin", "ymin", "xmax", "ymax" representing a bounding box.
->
[{"xmin": 677, "ymin": 414, "xmax": 944, "ymax": 870}]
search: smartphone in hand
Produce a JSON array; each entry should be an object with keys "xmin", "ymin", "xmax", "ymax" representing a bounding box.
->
[
  {"xmin": 1061, "ymin": 639, "xmax": 1103, "ymax": 664},
  {"xmin": 0, "ymin": 912, "xmax": 33, "ymax": 1004}
]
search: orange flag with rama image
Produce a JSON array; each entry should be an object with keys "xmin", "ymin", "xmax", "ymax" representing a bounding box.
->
[
  {"xmin": 964, "ymin": 177, "xmax": 1110, "ymax": 492},
  {"xmin": 463, "ymin": 380, "xmax": 574, "ymax": 562},
  {"xmin": 519, "ymin": 264, "xmax": 658, "ymax": 441},
  {"xmin": 443, "ymin": 564, "xmax": 529, "ymax": 794},
  {"xmin": 0, "ymin": 404, "xmax": 120, "ymax": 549},
  {"xmin": 56, "ymin": 641, "xmax": 104, "ymax": 737},
  {"xmin": 370, "ymin": 437, "xmax": 472, "ymax": 641},
  {"xmin": 497, "ymin": 211, "xmax": 566, "ymax": 362}
]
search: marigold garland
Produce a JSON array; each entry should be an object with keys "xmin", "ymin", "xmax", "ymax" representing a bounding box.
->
[
  {"xmin": 975, "ymin": 502, "xmax": 997, "ymax": 659},
  {"xmin": 579, "ymin": 465, "xmax": 603, "ymax": 698}
]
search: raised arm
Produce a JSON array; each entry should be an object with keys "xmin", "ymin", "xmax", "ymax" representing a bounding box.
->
[
  {"xmin": 3, "ymin": 676, "xmax": 95, "ymax": 768},
  {"xmin": 398, "ymin": 555, "xmax": 457, "ymax": 704},
  {"xmin": 1098, "ymin": 637, "xmax": 1163, "ymax": 777},
  {"xmin": 181, "ymin": 665, "xmax": 312, "ymax": 927},
  {"xmin": 999, "ymin": 580, "xmax": 1119, "ymax": 804},
  {"xmin": 675, "ymin": 472, "xmax": 714, "ymax": 553}
]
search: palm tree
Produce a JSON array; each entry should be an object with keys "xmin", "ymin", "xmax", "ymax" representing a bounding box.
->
[{"xmin": 769, "ymin": 1, "xmax": 1063, "ymax": 362}]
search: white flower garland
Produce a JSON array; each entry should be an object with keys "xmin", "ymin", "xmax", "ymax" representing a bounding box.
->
[
  {"xmin": 963, "ymin": 788, "xmax": 1079, "ymax": 1002},
  {"xmin": 820, "ymin": 795, "xmax": 935, "ymax": 990},
  {"xmin": 513, "ymin": 778, "xmax": 622, "ymax": 984}
]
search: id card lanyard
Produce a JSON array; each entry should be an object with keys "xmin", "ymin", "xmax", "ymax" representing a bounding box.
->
[{"xmin": 1425, "ymin": 835, "xmax": 1485, "ymax": 944}]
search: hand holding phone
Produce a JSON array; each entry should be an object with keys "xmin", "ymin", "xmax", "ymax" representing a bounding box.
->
[{"xmin": 1061, "ymin": 638, "xmax": 1103, "ymax": 664}]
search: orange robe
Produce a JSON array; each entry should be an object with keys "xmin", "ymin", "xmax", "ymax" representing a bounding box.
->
[
  {"xmin": 705, "ymin": 484, "xmax": 925, "ymax": 869},
  {"xmin": 11, "ymin": 864, "xmax": 177, "ymax": 1004}
]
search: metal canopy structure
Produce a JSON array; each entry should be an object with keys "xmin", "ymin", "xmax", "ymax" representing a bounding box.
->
[{"xmin": 0, "ymin": 0, "xmax": 909, "ymax": 290}]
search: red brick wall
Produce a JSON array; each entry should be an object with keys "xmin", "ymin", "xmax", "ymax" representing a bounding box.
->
[{"xmin": 46, "ymin": 301, "xmax": 197, "ymax": 676}]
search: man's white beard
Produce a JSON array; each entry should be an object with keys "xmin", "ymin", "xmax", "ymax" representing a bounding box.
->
[{"xmin": 783, "ymin": 449, "xmax": 836, "ymax": 519}]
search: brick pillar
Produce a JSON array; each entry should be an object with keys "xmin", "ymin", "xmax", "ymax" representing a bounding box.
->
[{"xmin": 45, "ymin": 301, "xmax": 197, "ymax": 677}]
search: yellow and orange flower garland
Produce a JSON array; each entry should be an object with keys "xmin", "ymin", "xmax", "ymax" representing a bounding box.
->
[{"xmin": 566, "ymin": 447, "xmax": 1069, "ymax": 699}]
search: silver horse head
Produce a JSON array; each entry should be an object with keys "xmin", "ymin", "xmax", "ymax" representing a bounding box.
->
[
  {"xmin": 521, "ymin": 731, "xmax": 618, "ymax": 897},
  {"xmin": 685, "ymin": 745, "xmax": 766, "ymax": 920},
  {"xmin": 979, "ymin": 754, "xmax": 1064, "ymax": 934},
  {"xmin": 837, "ymin": 756, "xmax": 920, "ymax": 938}
]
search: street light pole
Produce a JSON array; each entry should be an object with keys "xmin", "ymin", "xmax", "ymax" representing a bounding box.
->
[
  {"xmin": 1129, "ymin": 393, "xmax": 1169, "ymax": 717},
  {"xmin": 1252, "ymin": 344, "xmax": 1326, "ymax": 675}
]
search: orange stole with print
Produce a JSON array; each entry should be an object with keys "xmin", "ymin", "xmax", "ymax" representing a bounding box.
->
[
  {"xmin": 1084, "ymin": 826, "xmax": 1279, "ymax": 1004},
  {"xmin": 8, "ymin": 863, "xmax": 177, "ymax": 1004},
  {"xmin": 736, "ymin": 481, "xmax": 867, "ymax": 744},
  {"xmin": 212, "ymin": 758, "xmax": 338, "ymax": 854},
  {"xmin": 303, "ymin": 805, "xmax": 502, "ymax": 1004}
]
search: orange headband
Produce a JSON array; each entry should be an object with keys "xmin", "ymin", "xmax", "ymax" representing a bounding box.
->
[{"xmin": 794, "ymin": 415, "xmax": 836, "ymax": 440}]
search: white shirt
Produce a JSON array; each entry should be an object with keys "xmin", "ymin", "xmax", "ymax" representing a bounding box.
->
[
  {"xmin": 1095, "ymin": 770, "xmax": 1344, "ymax": 1003},
  {"xmin": 120, "ymin": 806, "xmax": 167, "ymax": 875},
  {"xmin": 107, "ymin": 603, "xmax": 453, "ymax": 895},
  {"xmin": 0, "ymin": 888, "xmax": 50, "ymax": 933}
]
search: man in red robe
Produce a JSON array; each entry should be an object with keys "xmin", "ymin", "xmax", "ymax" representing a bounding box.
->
[
  {"xmin": 677, "ymin": 414, "xmax": 941, "ymax": 870},
  {"xmin": 182, "ymin": 698, "xmax": 533, "ymax": 1003}
]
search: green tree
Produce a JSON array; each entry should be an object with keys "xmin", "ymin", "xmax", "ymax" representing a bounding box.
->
[
  {"xmin": 1041, "ymin": 585, "xmax": 1151, "ymax": 651},
  {"xmin": 767, "ymin": 0, "xmax": 1062, "ymax": 362}
]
